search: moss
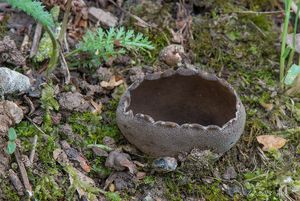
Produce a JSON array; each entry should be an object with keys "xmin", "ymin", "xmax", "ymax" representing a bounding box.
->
[
  {"xmin": 164, "ymin": 174, "xmax": 229, "ymax": 201},
  {"xmin": 244, "ymin": 170, "xmax": 282, "ymax": 201},
  {"xmin": 0, "ymin": 178, "xmax": 20, "ymax": 201},
  {"xmin": 190, "ymin": 1, "xmax": 277, "ymax": 73},
  {"xmin": 33, "ymin": 175, "xmax": 64, "ymax": 201},
  {"xmin": 105, "ymin": 192, "xmax": 122, "ymax": 201},
  {"xmin": 0, "ymin": 15, "xmax": 8, "ymax": 40},
  {"xmin": 68, "ymin": 112, "xmax": 120, "ymax": 145},
  {"xmin": 68, "ymin": 99, "xmax": 121, "ymax": 147},
  {"xmin": 16, "ymin": 120, "xmax": 59, "ymax": 168},
  {"xmin": 16, "ymin": 121, "xmax": 38, "ymax": 152},
  {"xmin": 143, "ymin": 176, "xmax": 156, "ymax": 186}
]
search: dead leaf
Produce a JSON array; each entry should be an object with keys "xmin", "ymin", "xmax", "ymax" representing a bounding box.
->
[
  {"xmin": 136, "ymin": 172, "xmax": 146, "ymax": 180},
  {"xmin": 260, "ymin": 102, "xmax": 273, "ymax": 111},
  {"xmin": 53, "ymin": 148, "xmax": 98, "ymax": 201},
  {"xmin": 66, "ymin": 165, "xmax": 98, "ymax": 201},
  {"xmin": 91, "ymin": 146, "xmax": 108, "ymax": 157},
  {"xmin": 109, "ymin": 183, "xmax": 115, "ymax": 192},
  {"xmin": 100, "ymin": 75, "xmax": 124, "ymax": 90},
  {"xmin": 105, "ymin": 151, "xmax": 137, "ymax": 174},
  {"xmin": 61, "ymin": 141, "xmax": 91, "ymax": 173},
  {"xmin": 257, "ymin": 135, "xmax": 287, "ymax": 151},
  {"xmin": 90, "ymin": 100, "xmax": 102, "ymax": 114}
]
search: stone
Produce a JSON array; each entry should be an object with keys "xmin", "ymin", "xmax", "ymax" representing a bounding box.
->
[
  {"xmin": 159, "ymin": 44, "xmax": 185, "ymax": 67},
  {"xmin": 0, "ymin": 36, "xmax": 26, "ymax": 66},
  {"xmin": 88, "ymin": 7, "xmax": 118, "ymax": 27},
  {"xmin": 59, "ymin": 92, "xmax": 91, "ymax": 112},
  {"xmin": 0, "ymin": 67, "xmax": 31, "ymax": 94}
]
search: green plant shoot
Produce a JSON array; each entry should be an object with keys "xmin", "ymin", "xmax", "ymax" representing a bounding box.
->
[
  {"xmin": 68, "ymin": 27, "xmax": 154, "ymax": 65},
  {"xmin": 7, "ymin": 128, "xmax": 17, "ymax": 154}
]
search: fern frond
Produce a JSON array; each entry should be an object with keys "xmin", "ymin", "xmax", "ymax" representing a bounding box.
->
[
  {"xmin": 78, "ymin": 27, "xmax": 154, "ymax": 63},
  {"xmin": 5, "ymin": 0, "xmax": 54, "ymax": 28}
]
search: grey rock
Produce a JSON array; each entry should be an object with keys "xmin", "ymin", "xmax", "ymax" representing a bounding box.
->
[
  {"xmin": 223, "ymin": 166, "xmax": 237, "ymax": 180},
  {"xmin": 0, "ymin": 67, "xmax": 30, "ymax": 94},
  {"xmin": 88, "ymin": 7, "xmax": 118, "ymax": 27},
  {"xmin": 129, "ymin": 67, "xmax": 145, "ymax": 83},
  {"xmin": 2, "ymin": 100, "xmax": 24, "ymax": 124},
  {"xmin": 0, "ymin": 36, "xmax": 26, "ymax": 66},
  {"xmin": 152, "ymin": 157, "xmax": 177, "ymax": 172},
  {"xmin": 159, "ymin": 44, "xmax": 185, "ymax": 67},
  {"xmin": 59, "ymin": 92, "xmax": 91, "ymax": 112},
  {"xmin": 95, "ymin": 67, "xmax": 113, "ymax": 82}
]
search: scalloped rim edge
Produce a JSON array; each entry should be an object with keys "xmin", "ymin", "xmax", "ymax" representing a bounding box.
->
[{"xmin": 120, "ymin": 68, "xmax": 242, "ymax": 131}]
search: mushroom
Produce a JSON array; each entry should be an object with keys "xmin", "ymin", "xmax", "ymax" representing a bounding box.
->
[{"xmin": 116, "ymin": 68, "xmax": 246, "ymax": 157}]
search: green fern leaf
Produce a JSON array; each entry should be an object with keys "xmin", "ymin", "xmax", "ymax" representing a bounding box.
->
[
  {"xmin": 5, "ymin": 0, "xmax": 54, "ymax": 28},
  {"xmin": 78, "ymin": 27, "xmax": 154, "ymax": 64}
]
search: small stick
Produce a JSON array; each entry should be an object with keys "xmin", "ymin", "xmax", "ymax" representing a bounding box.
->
[
  {"xmin": 29, "ymin": 135, "xmax": 38, "ymax": 165},
  {"xmin": 30, "ymin": 23, "xmax": 43, "ymax": 58},
  {"xmin": 59, "ymin": 49, "xmax": 71, "ymax": 84},
  {"xmin": 25, "ymin": 116, "xmax": 47, "ymax": 136},
  {"xmin": 14, "ymin": 147, "xmax": 33, "ymax": 198},
  {"xmin": 107, "ymin": 0, "xmax": 152, "ymax": 28},
  {"xmin": 23, "ymin": 95, "xmax": 35, "ymax": 115},
  {"xmin": 59, "ymin": 0, "xmax": 72, "ymax": 45},
  {"xmin": 232, "ymin": 10, "xmax": 284, "ymax": 14},
  {"xmin": 64, "ymin": 33, "xmax": 69, "ymax": 53}
]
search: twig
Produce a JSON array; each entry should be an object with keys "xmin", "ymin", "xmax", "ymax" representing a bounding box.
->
[
  {"xmin": 29, "ymin": 135, "xmax": 38, "ymax": 165},
  {"xmin": 30, "ymin": 23, "xmax": 43, "ymax": 58},
  {"xmin": 25, "ymin": 115, "xmax": 47, "ymax": 136},
  {"xmin": 232, "ymin": 10, "xmax": 284, "ymax": 14},
  {"xmin": 14, "ymin": 147, "xmax": 33, "ymax": 198},
  {"xmin": 23, "ymin": 95, "xmax": 35, "ymax": 115},
  {"xmin": 58, "ymin": 0, "xmax": 72, "ymax": 45},
  {"xmin": 59, "ymin": 49, "xmax": 71, "ymax": 84},
  {"xmin": 20, "ymin": 24, "xmax": 32, "ymax": 53},
  {"xmin": 249, "ymin": 20, "xmax": 266, "ymax": 37},
  {"xmin": 64, "ymin": 33, "xmax": 69, "ymax": 53},
  {"xmin": 107, "ymin": 0, "xmax": 152, "ymax": 28}
]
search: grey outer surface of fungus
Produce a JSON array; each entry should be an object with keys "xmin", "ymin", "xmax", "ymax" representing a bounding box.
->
[{"xmin": 116, "ymin": 68, "xmax": 246, "ymax": 157}]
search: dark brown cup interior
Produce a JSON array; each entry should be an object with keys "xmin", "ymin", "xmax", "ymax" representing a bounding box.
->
[{"xmin": 128, "ymin": 74, "xmax": 237, "ymax": 127}]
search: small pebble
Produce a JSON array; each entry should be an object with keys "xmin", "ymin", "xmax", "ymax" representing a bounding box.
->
[{"xmin": 152, "ymin": 157, "xmax": 177, "ymax": 172}]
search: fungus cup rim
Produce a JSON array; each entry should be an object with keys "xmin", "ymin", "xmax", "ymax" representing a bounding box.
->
[{"xmin": 119, "ymin": 68, "xmax": 242, "ymax": 131}]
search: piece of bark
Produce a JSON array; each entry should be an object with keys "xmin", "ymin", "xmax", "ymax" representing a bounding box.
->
[
  {"xmin": 8, "ymin": 169, "xmax": 24, "ymax": 196},
  {"xmin": 15, "ymin": 148, "xmax": 33, "ymax": 197}
]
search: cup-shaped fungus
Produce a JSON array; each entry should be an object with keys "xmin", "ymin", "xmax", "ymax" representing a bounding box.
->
[{"xmin": 116, "ymin": 68, "xmax": 246, "ymax": 157}]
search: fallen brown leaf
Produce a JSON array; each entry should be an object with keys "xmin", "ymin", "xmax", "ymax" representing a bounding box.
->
[
  {"xmin": 136, "ymin": 172, "xmax": 146, "ymax": 180},
  {"xmin": 100, "ymin": 75, "xmax": 124, "ymax": 90},
  {"xmin": 105, "ymin": 151, "xmax": 137, "ymax": 174},
  {"xmin": 90, "ymin": 99, "xmax": 102, "ymax": 114},
  {"xmin": 257, "ymin": 135, "xmax": 287, "ymax": 151}
]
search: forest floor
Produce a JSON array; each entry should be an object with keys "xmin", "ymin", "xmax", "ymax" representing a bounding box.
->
[{"xmin": 0, "ymin": 0, "xmax": 300, "ymax": 201}]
